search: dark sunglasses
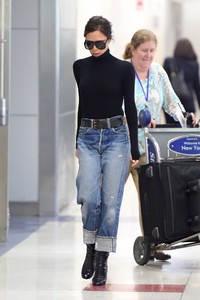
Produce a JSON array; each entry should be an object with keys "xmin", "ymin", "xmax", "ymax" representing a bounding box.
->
[{"xmin": 84, "ymin": 39, "xmax": 108, "ymax": 50}]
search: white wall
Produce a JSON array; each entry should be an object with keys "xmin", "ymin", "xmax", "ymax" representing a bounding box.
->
[
  {"xmin": 182, "ymin": 0, "xmax": 200, "ymax": 61},
  {"xmin": 10, "ymin": 0, "xmax": 39, "ymax": 202}
]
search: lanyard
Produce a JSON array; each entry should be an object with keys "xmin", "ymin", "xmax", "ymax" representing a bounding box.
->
[{"xmin": 131, "ymin": 60, "xmax": 150, "ymax": 102}]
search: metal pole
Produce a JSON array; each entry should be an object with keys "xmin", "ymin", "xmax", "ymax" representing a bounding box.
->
[
  {"xmin": 1, "ymin": 0, "xmax": 5, "ymax": 99},
  {"xmin": 0, "ymin": 0, "xmax": 10, "ymax": 241},
  {"xmin": 0, "ymin": 0, "xmax": 7, "ymax": 126}
]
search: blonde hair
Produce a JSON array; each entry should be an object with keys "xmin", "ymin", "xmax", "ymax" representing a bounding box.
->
[
  {"xmin": 123, "ymin": 29, "xmax": 157, "ymax": 59},
  {"xmin": 123, "ymin": 42, "xmax": 132, "ymax": 59}
]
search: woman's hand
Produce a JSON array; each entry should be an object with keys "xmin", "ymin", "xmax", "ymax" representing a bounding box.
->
[
  {"xmin": 189, "ymin": 112, "xmax": 197, "ymax": 127},
  {"xmin": 147, "ymin": 118, "xmax": 156, "ymax": 128},
  {"xmin": 130, "ymin": 158, "xmax": 139, "ymax": 168}
]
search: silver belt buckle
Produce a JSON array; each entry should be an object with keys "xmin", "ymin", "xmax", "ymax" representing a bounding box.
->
[
  {"xmin": 93, "ymin": 119, "xmax": 98, "ymax": 128},
  {"xmin": 107, "ymin": 118, "xmax": 111, "ymax": 128}
]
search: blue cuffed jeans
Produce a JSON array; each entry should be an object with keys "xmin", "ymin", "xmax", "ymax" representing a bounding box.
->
[{"xmin": 76, "ymin": 122, "xmax": 130, "ymax": 253}]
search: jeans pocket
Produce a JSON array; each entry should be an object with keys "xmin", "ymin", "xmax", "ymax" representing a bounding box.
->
[
  {"xmin": 78, "ymin": 127, "xmax": 90, "ymax": 135},
  {"xmin": 112, "ymin": 124, "xmax": 127, "ymax": 134}
]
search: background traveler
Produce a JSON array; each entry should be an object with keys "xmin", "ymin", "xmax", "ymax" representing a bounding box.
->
[
  {"xmin": 163, "ymin": 38, "xmax": 200, "ymax": 124},
  {"xmin": 123, "ymin": 29, "xmax": 196, "ymax": 261}
]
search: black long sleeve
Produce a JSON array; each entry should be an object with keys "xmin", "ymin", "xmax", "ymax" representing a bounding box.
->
[{"xmin": 73, "ymin": 49, "xmax": 140, "ymax": 160}]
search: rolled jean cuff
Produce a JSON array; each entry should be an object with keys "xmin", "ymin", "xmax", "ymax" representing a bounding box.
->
[
  {"xmin": 96, "ymin": 236, "xmax": 117, "ymax": 253},
  {"xmin": 83, "ymin": 228, "xmax": 96, "ymax": 244}
]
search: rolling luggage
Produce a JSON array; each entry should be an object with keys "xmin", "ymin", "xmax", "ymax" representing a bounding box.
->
[
  {"xmin": 133, "ymin": 127, "xmax": 200, "ymax": 265},
  {"xmin": 138, "ymin": 159, "xmax": 200, "ymax": 244}
]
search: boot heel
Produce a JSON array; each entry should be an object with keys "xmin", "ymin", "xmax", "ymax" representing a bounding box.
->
[{"xmin": 92, "ymin": 251, "xmax": 109, "ymax": 286}]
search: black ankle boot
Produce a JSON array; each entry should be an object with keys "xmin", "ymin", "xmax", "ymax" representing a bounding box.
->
[
  {"xmin": 81, "ymin": 244, "xmax": 95, "ymax": 279},
  {"xmin": 92, "ymin": 251, "xmax": 109, "ymax": 286}
]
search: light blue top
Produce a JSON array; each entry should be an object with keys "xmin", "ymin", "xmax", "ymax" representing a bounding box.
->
[{"xmin": 135, "ymin": 62, "xmax": 185, "ymax": 155}]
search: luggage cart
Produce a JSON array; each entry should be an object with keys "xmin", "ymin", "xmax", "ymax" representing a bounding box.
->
[{"xmin": 133, "ymin": 126, "xmax": 200, "ymax": 265}]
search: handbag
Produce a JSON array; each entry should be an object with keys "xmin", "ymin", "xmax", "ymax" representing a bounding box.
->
[{"xmin": 169, "ymin": 59, "xmax": 191, "ymax": 101}]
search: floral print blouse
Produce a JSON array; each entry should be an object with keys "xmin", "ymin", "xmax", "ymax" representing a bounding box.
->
[{"xmin": 135, "ymin": 62, "xmax": 185, "ymax": 155}]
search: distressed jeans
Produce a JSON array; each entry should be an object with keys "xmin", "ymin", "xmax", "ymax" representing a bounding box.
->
[{"xmin": 76, "ymin": 123, "xmax": 130, "ymax": 252}]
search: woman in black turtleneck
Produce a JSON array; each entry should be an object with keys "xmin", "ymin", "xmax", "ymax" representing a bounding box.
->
[{"xmin": 73, "ymin": 16, "xmax": 139, "ymax": 286}]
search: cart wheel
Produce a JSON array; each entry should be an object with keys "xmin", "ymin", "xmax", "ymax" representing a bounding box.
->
[{"xmin": 133, "ymin": 236, "xmax": 151, "ymax": 265}]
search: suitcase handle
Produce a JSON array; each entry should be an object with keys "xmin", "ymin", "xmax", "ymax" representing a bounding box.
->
[{"xmin": 187, "ymin": 179, "xmax": 200, "ymax": 193}]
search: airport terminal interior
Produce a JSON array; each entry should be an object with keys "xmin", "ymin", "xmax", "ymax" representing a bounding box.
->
[{"xmin": 1, "ymin": 0, "xmax": 200, "ymax": 299}]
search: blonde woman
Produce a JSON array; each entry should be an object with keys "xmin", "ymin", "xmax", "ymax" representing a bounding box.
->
[{"xmin": 123, "ymin": 29, "xmax": 196, "ymax": 261}]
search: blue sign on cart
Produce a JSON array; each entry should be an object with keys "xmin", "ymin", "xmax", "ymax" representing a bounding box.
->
[
  {"xmin": 168, "ymin": 135, "xmax": 200, "ymax": 156},
  {"xmin": 147, "ymin": 138, "xmax": 158, "ymax": 162}
]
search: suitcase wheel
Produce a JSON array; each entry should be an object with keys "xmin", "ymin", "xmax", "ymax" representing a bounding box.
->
[{"xmin": 133, "ymin": 236, "xmax": 151, "ymax": 265}]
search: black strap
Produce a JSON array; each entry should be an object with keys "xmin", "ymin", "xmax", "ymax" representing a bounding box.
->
[{"xmin": 81, "ymin": 117, "xmax": 123, "ymax": 129}]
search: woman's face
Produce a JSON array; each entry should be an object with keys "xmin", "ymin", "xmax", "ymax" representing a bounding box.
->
[
  {"xmin": 132, "ymin": 40, "xmax": 156, "ymax": 70},
  {"xmin": 85, "ymin": 30, "xmax": 110, "ymax": 57}
]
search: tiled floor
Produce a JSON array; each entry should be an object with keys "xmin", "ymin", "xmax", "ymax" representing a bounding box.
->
[{"xmin": 0, "ymin": 176, "xmax": 200, "ymax": 299}]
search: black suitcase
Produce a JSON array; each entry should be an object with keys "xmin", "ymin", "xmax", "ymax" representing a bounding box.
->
[{"xmin": 138, "ymin": 159, "xmax": 200, "ymax": 244}]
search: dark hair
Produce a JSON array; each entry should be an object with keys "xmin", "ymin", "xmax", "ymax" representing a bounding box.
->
[
  {"xmin": 84, "ymin": 16, "xmax": 112, "ymax": 40},
  {"xmin": 174, "ymin": 38, "xmax": 197, "ymax": 60}
]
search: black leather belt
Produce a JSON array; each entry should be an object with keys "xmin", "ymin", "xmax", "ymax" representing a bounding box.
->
[{"xmin": 81, "ymin": 117, "xmax": 124, "ymax": 129}]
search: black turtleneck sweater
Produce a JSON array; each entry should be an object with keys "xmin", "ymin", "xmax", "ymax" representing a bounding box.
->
[{"xmin": 73, "ymin": 49, "xmax": 140, "ymax": 160}]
